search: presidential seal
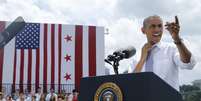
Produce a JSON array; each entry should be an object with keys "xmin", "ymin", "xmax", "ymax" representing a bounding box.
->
[{"xmin": 94, "ymin": 82, "xmax": 123, "ymax": 101}]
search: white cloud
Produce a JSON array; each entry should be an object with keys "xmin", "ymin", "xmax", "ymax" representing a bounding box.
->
[
  {"xmin": 116, "ymin": 0, "xmax": 180, "ymax": 17},
  {"xmin": 115, "ymin": 0, "xmax": 201, "ymax": 36},
  {"xmin": 0, "ymin": 0, "xmax": 72, "ymax": 23},
  {"xmin": 0, "ymin": 0, "xmax": 6, "ymax": 3},
  {"xmin": 30, "ymin": 0, "xmax": 118, "ymax": 25}
]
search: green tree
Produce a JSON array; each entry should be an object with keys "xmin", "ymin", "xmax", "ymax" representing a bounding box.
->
[
  {"xmin": 180, "ymin": 85, "xmax": 200, "ymax": 92},
  {"xmin": 180, "ymin": 85, "xmax": 201, "ymax": 101}
]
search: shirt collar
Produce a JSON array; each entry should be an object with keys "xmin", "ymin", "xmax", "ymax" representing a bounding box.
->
[{"xmin": 152, "ymin": 41, "xmax": 162, "ymax": 50}]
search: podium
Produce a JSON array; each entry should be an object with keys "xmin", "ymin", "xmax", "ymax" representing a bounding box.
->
[{"xmin": 78, "ymin": 72, "xmax": 183, "ymax": 101}]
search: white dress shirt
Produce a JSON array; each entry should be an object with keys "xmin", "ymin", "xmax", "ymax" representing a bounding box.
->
[
  {"xmin": 45, "ymin": 93, "xmax": 57, "ymax": 101},
  {"xmin": 130, "ymin": 42, "xmax": 196, "ymax": 91},
  {"xmin": 35, "ymin": 93, "xmax": 41, "ymax": 101}
]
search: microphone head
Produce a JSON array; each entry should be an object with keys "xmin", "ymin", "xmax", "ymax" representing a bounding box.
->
[
  {"xmin": 122, "ymin": 46, "xmax": 136, "ymax": 59},
  {"xmin": 112, "ymin": 46, "xmax": 136, "ymax": 59},
  {"xmin": 105, "ymin": 46, "xmax": 136, "ymax": 63}
]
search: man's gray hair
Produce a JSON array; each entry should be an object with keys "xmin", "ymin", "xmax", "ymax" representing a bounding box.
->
[{"xmin": 143, "ymin": 15, "xmax": 162, "ymax": 28}]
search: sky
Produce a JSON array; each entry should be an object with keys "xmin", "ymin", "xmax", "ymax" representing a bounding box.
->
[{"xmin": 0, "ymin": 0, "xmax": 201, "ymax": 85}]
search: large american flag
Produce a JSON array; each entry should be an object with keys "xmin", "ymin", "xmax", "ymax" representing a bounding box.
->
[{"xmin": 0, "ymin": 21, "xmax": 105, "ymax": 93}]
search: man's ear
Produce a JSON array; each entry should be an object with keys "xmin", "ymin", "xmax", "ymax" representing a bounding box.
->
[{"xmin": 141, "ymin": 27, "xmax": 145, "ymax": 34}]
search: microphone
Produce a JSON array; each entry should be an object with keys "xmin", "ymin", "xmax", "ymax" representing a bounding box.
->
[
  {"xmin": 106, "ymin": 46, "xmax": 136, "ymax": 62},
  {"xmin": 104, "ymin": 46, "xmax": 136, "ymax": 75},
  {"xmin": 113, "ymin": 46, "xmax": 136, "ymax": 59},
  {"xmin": 0, "ymin": 16, "xmax": 26, "ymax": 48}
]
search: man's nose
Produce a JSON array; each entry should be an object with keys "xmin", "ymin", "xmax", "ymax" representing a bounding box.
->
[{"xmin": 154, "ymin": 26, "xmax": 162, "ymax": 32}]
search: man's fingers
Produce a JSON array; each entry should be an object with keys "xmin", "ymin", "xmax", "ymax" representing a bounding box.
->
[
  {"xmin": 165, "ymin": 22, "xmax": 180, "ymax": 29},
  {"xmin": 165, "ymin": 22, "xmax": 170, "ymax": 26},
  {"xmin": 145, "ymin": 43, "xmax": 151, "ymax": 47},
  {"xmin": 165, "ymin": 22, "xmax": 178, "ymax": 26},
  {"xmin": 165, "ymin": 25, "xmax": 179, "ymax": 35},
  {"xmin": 166, "ymin": 27, "xmax": 172, "ymax": 32},
  {"xmin": 175, "ymin": 16, "xmax": 179, "ymax": 25},
  {"xmin": 144, "ymin": 43, "xmax": 152, "ymax": 49}
]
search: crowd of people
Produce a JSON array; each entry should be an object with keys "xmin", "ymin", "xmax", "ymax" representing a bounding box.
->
[{"xmin": 0, "ymin": 87, "xmax": 78, "ymax": 101}]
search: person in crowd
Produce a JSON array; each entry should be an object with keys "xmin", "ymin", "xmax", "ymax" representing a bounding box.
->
[
  {"xmin": 16, "ymin": 92, "xmax": 25, "ymax": 101},
  {"xmin": 6, "ymin": 95, "xmax": 14, "ymax": 101},
  {"xmin": 45, "ymin": 88, "xmax": 57, "ymax": 101},
  {"xmin": 39, "ymin": 93, "xmax": 46, "ymax": 101},
  {"xmin": 35, "ymin": 87, "xmax": 42, "ymax": 101},
  {"xmin": 0, "ymin": 92, "xmax": 6, "ymax": 101},
  {"xmin": 68, "ymin": 89, "xmax": 78, "ymax": 101},
  {"xmin": 65, "ymin": 93, "xmax": 71, "ymax": 101},
  {"xmin": 24, "ymin": 88, "xmax": 32, "ymax": 101},
  {"xmin": 12, "ymin": 89, "xmax": 20, "ymax": 100}
]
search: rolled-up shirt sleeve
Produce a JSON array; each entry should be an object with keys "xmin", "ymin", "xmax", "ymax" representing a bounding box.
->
[{"xmin": 173, "ymin": 52, "xmax": 197, "ymax": 70}]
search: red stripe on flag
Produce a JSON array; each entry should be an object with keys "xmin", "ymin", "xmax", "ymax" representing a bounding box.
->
[
  {"xmin": 12, "ymin": 50, "xmax": 17, "ymax": 92},
  {"xmin": 88, "ymin": 26, "xmax": 96, "ymax": 76},
  {"xmin": 51, "ymin": 24, "xmax": 55, "ymax": 89},
  {"xmin": 43, "ymin": 24, "xmax": 48, "ymax": 93},
  {"xmin": 35, "ymin": 48, "xmax": 40, "ymax": 91},
  {"xmin": 58, "ymin": 24, "xmax": 62, "ymax": 93},
  {"xmin": 27, "ymin": 49, "xmax": 32, "ymax": 92},
  {"xmin": 0, "ymin": 21, "xmax": 5, "ymax": 92},
  {"xmin": 19, "ymin": 49, "xmax": 24, "ymax": 92},
  {"xmin": 75, "ymin": 25, "xmax": 83, "ymax": 91}
]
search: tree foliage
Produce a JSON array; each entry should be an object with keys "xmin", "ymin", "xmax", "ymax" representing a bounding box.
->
[{"xmin": 180, "ymin": 85, "xmax": 201, "ymax": 101}]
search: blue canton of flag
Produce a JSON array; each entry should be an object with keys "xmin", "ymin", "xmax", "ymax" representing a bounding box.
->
[{"xmin": 15, "ymin": 23, "xmax": 40, "ymax": 49}]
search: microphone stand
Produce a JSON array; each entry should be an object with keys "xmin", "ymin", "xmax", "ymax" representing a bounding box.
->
[
  {"xmin": 105, "ymin": 55, "xmax": 122, "ymax": 75},
  {"xmin": 113, "ymin": 59, "xmax": 119, "ymax": 75},
  {"xmin": 105, "ymin": 47, "xmax": 136, "ymax": 75}
]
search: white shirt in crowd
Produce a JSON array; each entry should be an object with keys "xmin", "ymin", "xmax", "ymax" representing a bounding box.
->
[
  {"xmin": 0, "ymin": 98, "xmax": 6, "ymax": 101},
  {"xmin": 35, "ymin": 93, "xmax": 41, "ymax": 101},
  {"xmin": 67, "ymin": 94, "xmax": 73, "ymax": 101},
  {"xmin": 25, "ymin": 95, "xmax": 32, "ymax": 101},
  {"xmin": 45, "ymin": 93, "xmax": 57, "ymax": 101}
]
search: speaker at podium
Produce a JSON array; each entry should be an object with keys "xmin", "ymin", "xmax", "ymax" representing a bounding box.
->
[{"xmin": 78, "ymin": 72, "xmax": 183, "ymax": 101}]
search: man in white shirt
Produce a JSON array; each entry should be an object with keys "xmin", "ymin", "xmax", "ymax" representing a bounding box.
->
[
  {"xmin": 67, "ymin": 89, "xmax": 79, "ymax": 101},
  {"xmin": 35, "ymin": 87, "xmax": 42, "ymax": 101},
  {"xmin": 45, "ymin": 88, "xmax": 57, "ymax": 101},
  {"xmin": 133, "ymin": 15, "xmax": 196, "ymax": 91}
]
